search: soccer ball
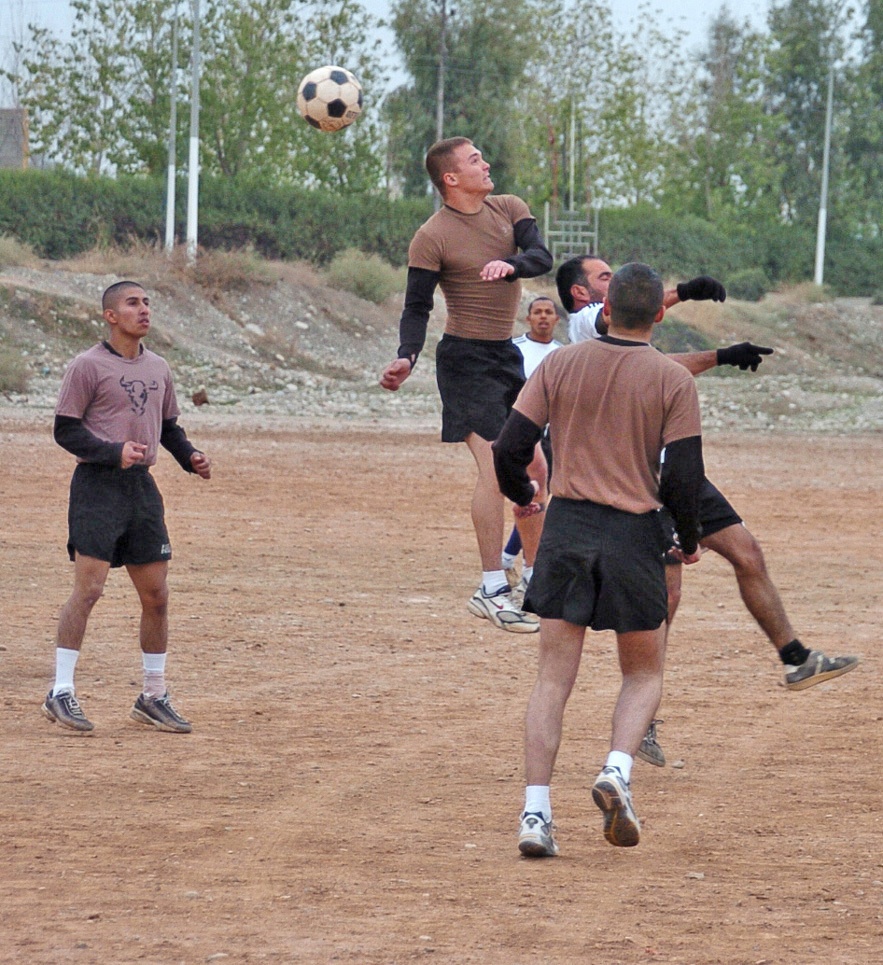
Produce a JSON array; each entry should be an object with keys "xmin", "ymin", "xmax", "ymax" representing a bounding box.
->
[{"xmin": 296, "ymin": 66, "xmax": 363, "ymax": 133}]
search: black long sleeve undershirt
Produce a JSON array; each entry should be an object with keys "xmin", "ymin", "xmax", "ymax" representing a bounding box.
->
[
  {"xmin": 396, "ymin": 217, "xmax": 553, "ymax": 364},
  {"xmin": 659, "ymin": 435, "xmax": 705, "ymax": 555},
  {"xmin": 53, "ymin": 415, "xmax": 198, "ymax": 472},
  {"xmin": 492, "ymin": 410, "xmax": 545, "ymax": 506}
]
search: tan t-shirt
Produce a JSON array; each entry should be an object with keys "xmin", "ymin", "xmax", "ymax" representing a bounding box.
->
[
  {"xmin": 408, "ymin": 194, "xmax": 531, "ymax": 341},
  {"xmin": 55, "ymin": 342, "xmax": 180, "ymax": 467},
  {"xmin": 514, "ymin": 337, "xmax": 701, "ymax": 514}
]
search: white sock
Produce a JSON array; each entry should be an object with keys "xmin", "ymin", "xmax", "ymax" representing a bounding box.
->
[
  {"xmin": 606, "ymin": 750, "xmax": 633, "ymax": 783},
  {"xmin": 522, "ymin": 565, "xmax": 533, "ymax": 584},
  {"xmin": 524, "ymin": 785, "xmax": 552, "ymax": 822},
  {"xmin": 142, "ymin": 652, "xmax": 167, "ymax": 698},
  {"xmin": 501, "ymin": 551, "xmax": 518, "ymax": 569},
  {"xmin": 481, "ymin": 570, "xmax": 508, "ymax": 595},
  {"xmin": 53, "ymin": 647, "xmax": 80, "ymax": 695}
]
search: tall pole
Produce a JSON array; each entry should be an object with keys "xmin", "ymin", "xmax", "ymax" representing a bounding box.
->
[
  {"xmin": 433, "ymin": 0, "xmax": 447, "ymax": 212},
  {"xmin": 186, "ymin": 0, "xmax": 201, "ymax": 262},
  {"xmin": 164, "ymin": 4, "xmax": 179, "ymax": 253},
  {"xmin": 814, "ymin": 63, "xmax": 834, "ymax": 286}
]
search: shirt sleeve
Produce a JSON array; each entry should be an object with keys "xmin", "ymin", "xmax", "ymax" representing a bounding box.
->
[
  {"xmin": 492, "ymin": 410, "xmax": 545, "ymax": 505},
  {"xmin": 659, "ymin": 435, "xmax": 704, "ymax": 555},
  {"xmin": 567, "ymin": 305, "xmax": 606, "ymax": 344},
  {"xmin": 503, "ymin": 218, "xmax": 553, "ymax": 280},
  {"xmin": 53, "ymin": 415, "xmax": 123, "ymax": 465},
  {"xmin": 397, "ymin": 267, "xmax": 440, "ymax": 362}
]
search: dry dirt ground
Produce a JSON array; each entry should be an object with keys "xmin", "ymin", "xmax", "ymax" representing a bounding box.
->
[{"xmin": 2, "ymin": 408, "xmax": 881, "ymax": 965}]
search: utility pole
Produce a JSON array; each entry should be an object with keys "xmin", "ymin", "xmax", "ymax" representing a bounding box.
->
[
  {"xmin": 186, "ymin": 0, "xmax": 201, "ymax": 262},
  {"xmin": 814, "ymin": 62, "xmax": 834, "ymax": 286},
  {"xmin": 164, "ymin": 4, "xmax": 179, "ymax": 253},
  {"xmin": 433, "ymin": 0, "xmax": 447, "ymax": 212}
]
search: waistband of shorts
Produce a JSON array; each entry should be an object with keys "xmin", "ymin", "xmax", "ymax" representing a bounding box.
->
[
  {"xmin": 440, "ymin": 332, "xmax": 515, "ymax": 346},
  {"xmin": 75, "ymin": 461, "xmax": 151, "ymax": 474}
]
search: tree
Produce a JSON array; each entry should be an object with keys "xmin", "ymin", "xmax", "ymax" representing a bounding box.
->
[{"xmin": 386, "ymin": 0, "xmax": 539, "ymax": 197}]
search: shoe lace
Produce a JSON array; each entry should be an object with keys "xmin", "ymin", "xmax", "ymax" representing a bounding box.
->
[
  {"xmin": 645, "ymin": 718, "xmax": 664, "ymax": 745},
  {"xmin": 62, "ymin": 693, "xmax": 87, "ymax": 717}
]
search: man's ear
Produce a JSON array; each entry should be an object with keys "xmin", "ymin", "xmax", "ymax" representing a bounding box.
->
[
  {"xmin": 602, "ymin": 296, "xmax": 611, "ymax": 319},
  {"xmin": 652, "ymin": 305, "xmax": 666, "ymax": 326}
]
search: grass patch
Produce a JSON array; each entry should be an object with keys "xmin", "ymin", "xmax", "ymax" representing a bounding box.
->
[
  {"xmin": 324, "ymin": 249, "xmax": 406, "ymax": 305},
  {"xmin": 0, "ymin": 345, "xmax": 30, "ymax": 393},
  {"xmin": 0, "ymin": 235, "xmax": 40, "ymax": 270}
]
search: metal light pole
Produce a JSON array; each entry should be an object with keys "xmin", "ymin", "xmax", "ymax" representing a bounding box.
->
[
  {"xmin": 433, "ymin": 0, "xmax": 447, "ymax": 212},
  {"xmin": 813, "ymin": 63, "xmax": 834, "ymax": 286},
  {"xmin": 186, "ymin": 0, "xmax": 201, "ymax": 262},
  {"xmin": 164, "ymin": 4, "xmax": 179, "ymax": 253}
]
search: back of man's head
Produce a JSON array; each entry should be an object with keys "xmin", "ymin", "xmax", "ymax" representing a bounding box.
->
[
  {"xmin": 425, "ymin": 137, "xmax": 472, "ymax": 197},
  {"xmin": 607, "ymin": 263, "xmax": 663, "ymax": 330}
]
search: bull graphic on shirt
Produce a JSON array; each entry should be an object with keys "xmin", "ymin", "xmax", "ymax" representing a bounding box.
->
[{"xmin": 119, "ymin": 376, "xmax": 159, "ymax": 416}]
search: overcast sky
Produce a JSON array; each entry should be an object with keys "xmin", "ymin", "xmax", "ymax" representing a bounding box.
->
[{"xmin": 1, "ymin": 0, "xmax": 771, "ymax": 102}]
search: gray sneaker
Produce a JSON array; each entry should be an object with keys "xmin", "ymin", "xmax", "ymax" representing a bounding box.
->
[
  {"xmin": 592, "ymin": 766, "xmax": 641, "ymax": 847},
  {"xmin": 41, "ymin": 689, "xmax": 94, "ymax": 732},
  {"xmin": 130, "ymin": 692, "xmax": 192, "ymax": 733},
  {"xmin": 784, "ymin": 651, "xmax": 859, "ymax": 691},
  {"xmin": 636, "ymin": 719, "xmax": 665, "ymax": 767},
  {"xmin": 518, "ymin": 811, "xmax": 559, "ymax": 857}
]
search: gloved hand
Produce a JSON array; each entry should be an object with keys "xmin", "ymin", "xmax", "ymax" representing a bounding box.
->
[
  {"xmin": 716, "ymin": 342, "xmax": 774, "ymax": 371},
  {"xmin": 676, "ymin": 276, "xmax": 726, "ymax": 302}
]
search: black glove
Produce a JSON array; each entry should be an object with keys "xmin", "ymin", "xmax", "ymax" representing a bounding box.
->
[
  {"xmin": 676, "ymin": 276, "xmax": 726, "ymax": 302},
  {"xmin": 716, "ymin": 342, "xmax": 774, "ymax": 371}
]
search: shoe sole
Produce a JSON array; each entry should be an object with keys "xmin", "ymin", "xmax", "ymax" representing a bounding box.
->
[
  {"xmin": 466, "ymin": 600, "xmax": 540, "ymax": 633},
  {"xmin": 41, "ymin": 701, "xmax": 95, "ymax": 733},
  {"xmin": 518, "ymin": 834, "xmax": 558, "ymax": 858},
  {"xmin": 592, "ymin": 780, "xmax": 640, "ymax": 847},
  {"xmin": 786, "ymin": 659, "xmax": 858, "ymax": 691},
  {"xmin": 130, "ymin": 707, "xmax": 192, "ymax": 733},
  {"xmin": 636, "ymin": 743, "xmax": 665, "ymax": 767}
]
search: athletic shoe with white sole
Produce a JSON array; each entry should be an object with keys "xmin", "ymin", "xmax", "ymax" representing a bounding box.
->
[
  {"xmin": 467, "ymin": 586, "xmax": 539, "ymax": 633},
  {"xmin": 509, "ymin": 576, "xmax": 529, "ymax": 607},
  {"xmin": 130, "ymin": 692, "xmax": 192, "ymax": 733},
  {"xmin": 592, "ymin": 766, "xmax": 641, "ymax": 847},
  {"xmin": 784, "ymin": 650, "xmax": 859, "ymax": 691},
  {"xmin": 41, "ymin": 689, "xmax": 94, "ymax": 732},
  {"xmin": 636, "ymin": 719, "xmax": 665, "ymax": 767},
  {"xmin": 518, "ymin": 811, "xmax": 559, "ymax": 857}
]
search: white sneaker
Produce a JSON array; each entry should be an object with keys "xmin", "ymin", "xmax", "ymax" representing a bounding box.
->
[
  {"xmin": 467, "ymin": 586, "xmax": 539, "ymax": 633},
  {"xmin": 591, "ymin": 766, "xmax": 641, "ymax": 847},
  {"xmin": 518, "ymin": 811, "xmax": 558, "ymax": 857}
]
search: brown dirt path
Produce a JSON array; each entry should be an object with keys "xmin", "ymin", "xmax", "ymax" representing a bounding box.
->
[{"xmin": 2, "ymin": 413, "xmax": 881, "ymax": 964}]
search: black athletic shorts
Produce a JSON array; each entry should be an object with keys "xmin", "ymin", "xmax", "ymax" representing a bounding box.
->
[
  {"xmin": 664, "ymin": 477, "xmax": 742, "ymax": 564},
  {"xmin": 523, "ymin": 497, "xmax": 671, "ymax": 633},
  {"xmin": 67, "ymin": 463, "xmax": 171, "ymax": 567},
  {"xmin": 435, "ymin": 334, "xmax": 525, "ymax": 443}
]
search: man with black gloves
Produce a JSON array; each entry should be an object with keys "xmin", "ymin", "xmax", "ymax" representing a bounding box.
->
[
  {"xmin": 494, "ymin": 263, "xmax": 705, "ymax": 856},
  {"xmin": 557, "ymin": 255, "xmax": 859, "ymax": 767},
  {"xmin": 380, "ymin": 137, "xmax": 553, "ymax": 634}
]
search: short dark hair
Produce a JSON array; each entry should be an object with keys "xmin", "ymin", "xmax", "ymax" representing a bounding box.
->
[
  {"xmin": 102, "ymin": 280, "xmax": 144, "ymax": 311},
  {"xmin": 527, "ymin": 295, "xmax": 557, "ymax": 314},
  {"xmin": 555, "ymin": 255, "xmax": 605, "ymax": 312},
  {"xmin": 607, "ymin": 263, "xmax": 663, "ymax": 329},
  {"xmin": 425, "ymin": 137, "xmax": 473, "ymax": 197}
]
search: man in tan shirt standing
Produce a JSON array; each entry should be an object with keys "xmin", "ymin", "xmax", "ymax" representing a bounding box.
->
[
  {"xmin": 494, "ymin": 263, "xmax": 704, "ymax": 855},
  {"xmin": 380, "ymin": 137, "xmax": 553, "ymax": 633}
]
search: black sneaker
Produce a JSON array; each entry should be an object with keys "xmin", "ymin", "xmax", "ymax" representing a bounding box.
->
[
  {"xmin": 130, "ymin": 692, "xmax": 192, "ymax": 733},
  {"xmin": 784, "ymin": 651, "xmax": 859, "ymax": 691},
  {"xmin": 41, "ymin": 689, "xmax": 94, "ymax": 732}
]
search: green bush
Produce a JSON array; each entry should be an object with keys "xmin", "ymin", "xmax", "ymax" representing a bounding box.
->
[
  {"xmin": 325, "ymin": 249, "xmax": 406, "ymax": 304},
  {"xmin": 872, "ymin": 290, "xmax": 883, "ymax": 306},
  {"xmin": 727, "ymin": 268, "xmax": 772, "ymax": 302}
]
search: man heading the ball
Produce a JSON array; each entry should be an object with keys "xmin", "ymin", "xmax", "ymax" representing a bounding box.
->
[{"xmin": 380, "ymin": 137, "xmax": 553, "ymax": 633}]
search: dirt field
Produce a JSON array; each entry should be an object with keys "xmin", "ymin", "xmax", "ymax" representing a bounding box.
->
[{"xmin": 2, "ymin": 410, "xmax": 881, "ymax": 965}]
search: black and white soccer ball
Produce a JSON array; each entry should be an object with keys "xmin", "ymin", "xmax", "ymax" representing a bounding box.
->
[{"xmin": 296, "ymin": 66, "xmax": 363, "ymax": 133}]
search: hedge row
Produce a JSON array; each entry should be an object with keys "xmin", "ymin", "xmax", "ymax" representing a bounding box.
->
[{"xmin": 1, "ymin": 170, "xmax": 878, "ymax": 294}]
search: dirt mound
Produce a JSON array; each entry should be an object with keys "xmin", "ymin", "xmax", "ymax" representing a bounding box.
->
[{"xmin": 1, "ymin": 264, "xmax": 881, "ymax": 432}]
